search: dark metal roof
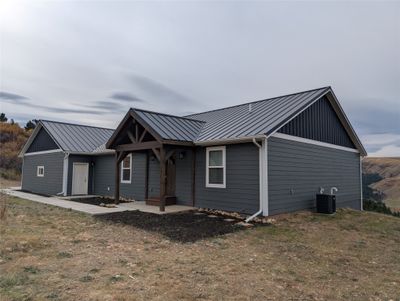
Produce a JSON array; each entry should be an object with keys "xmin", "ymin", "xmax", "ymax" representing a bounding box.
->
[
  {"xmin": 133, "ymin": 109, "xmax": 205, "ymax": 142},
  {"xmin": 40, "ymin": 120, "xmax": 114, "ymax": 153},
  {"xmin": 187, "ymin": 87, "xmax": 330, "ymax": 141}
]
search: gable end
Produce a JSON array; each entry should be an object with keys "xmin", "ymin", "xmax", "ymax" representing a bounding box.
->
[
  {"xmin": 26, "ymin": 127, "xmax": 59, "ymax": 153},
  {"xmin": 278, "ymin": 96, "xmax": 356, "ymax": 149}
]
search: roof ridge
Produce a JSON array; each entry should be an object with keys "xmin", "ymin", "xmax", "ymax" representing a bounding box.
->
[
  {"xmin": 185, "ymin": 86, "xmax": 331, "ymax": 117},
  {"xmin": 130, "ymin": 108, "xmax": 206, "ymax": 123},
  {"xmin": 40, "ymin": 119, "xmax": 115, "ymax": 131}
]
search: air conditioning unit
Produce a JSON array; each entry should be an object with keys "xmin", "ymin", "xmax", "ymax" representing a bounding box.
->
[{"xmin": 316, "ymin": 194, "xmax": 336, "ymax": 214}]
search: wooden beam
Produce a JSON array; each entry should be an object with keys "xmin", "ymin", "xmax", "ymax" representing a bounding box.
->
[
  {"xmin": 116, "ymin": 141, "xmax": 161, "ymax": 152},
  {"xmin": 191, "ymin": 148, "xmax": 196, "ymax": 207},
  {"xmin": 115, "ymin": 152, "xmax": 121, "ymax": 204},
  {"xmin": 139, "ymin": 129, "xmax": 147, "ymax": 142},
  {"xmin": 145, "ymin": 151, "xmax": 149, "ymax": 200},
  {"xmin": 117, "ymin": 151, "xmax": 127, "ymax": 163},
  {"xmin": 163, "ymin": 140, "xmax": 194, "ymax": 147},
  {"xmin": 135, "ymin": 123, "xmax": 139, "ymax": 142},
  {"xmin": 127, "ymin": 131, "xmax": 136, "ymax": 143},
  {"xmin": 152, "ymin": 148, "xmax": 160, "ymax": 162},
  {"xmin": 159, "ymin": 146, "xmax": 166, "ymax": 212},
  {"xmin": 166, "ymin": 149, "xmax": 176, "ymax": 161}
]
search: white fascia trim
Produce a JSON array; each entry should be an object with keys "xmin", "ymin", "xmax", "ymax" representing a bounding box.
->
[
  {"xmin": 121, "ymin": 153, "xmax": 132, "ymax": 184},
  {"xmin": 205, "ymin": 146, "xmax": 226, "ymax": 188},
  {"xmin": 18, "ymin": 123, "xmax": 43, "ymax": 157},
  {"xmin": 271, "ymin": 133, "xmax": 359, "ymax": 153},
  {"xmin": 24, "ymin": 149, "xmax": 64, "ymax": 156},
  {"xmin": 195, "ymin": 135, "xmax": 266, "ymax": 146}
]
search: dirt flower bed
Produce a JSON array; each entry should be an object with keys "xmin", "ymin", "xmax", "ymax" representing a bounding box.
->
[
  {"xmin": 67, "ymin": 196, "xmax": 131, "ymax": 207},
  {"xmin": 96, "ymin": 210, "xmax": 258, "ymax": 243}
]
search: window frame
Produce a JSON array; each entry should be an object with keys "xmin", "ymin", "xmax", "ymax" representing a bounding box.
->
[
  {"xmin": 205, "ymin": 146, "xmax": 226, "ymax": 188},
  {"xmin": 37, "ymin": 166, "xmax": 45, "ymax": 177},
  {"xmin": 120, "ymin": 153, "xmax": 132, "ymax": 184}
]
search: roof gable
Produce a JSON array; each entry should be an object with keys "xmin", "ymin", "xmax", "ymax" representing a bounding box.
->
[{"xmin": 26, "ymin": 127, "xmax": 59, "ymax": 153}]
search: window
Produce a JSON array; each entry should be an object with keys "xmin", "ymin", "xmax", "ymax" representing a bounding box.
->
[
  {"xmin": 121, "ymin": 154, "xmax": 132, "ymax": 183},
  {"xmin": 206, "ymin": 146, "xmax": 226, "ymax": 188},
  {"xmin": 37, "ymin": 166, "xmax": 44, "ymax": 177}
]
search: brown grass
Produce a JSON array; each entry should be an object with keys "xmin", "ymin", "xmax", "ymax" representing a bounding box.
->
[{"xmin": 1, "ymin": 195, "xmax": 400, "ymax": 300}]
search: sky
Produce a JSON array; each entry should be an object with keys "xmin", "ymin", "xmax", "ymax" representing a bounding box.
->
[{"xmin": 0, "ymin": 0, "xmax": 399, "ymax": 157}]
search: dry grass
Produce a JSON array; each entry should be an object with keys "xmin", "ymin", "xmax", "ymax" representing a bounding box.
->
[
  {"xmin": 1, "ymin": 195, "xmax": 400, "ymax": 301},
  {"xmin": 0, "ymin": 178, "xmax": 20, "ymax": 189}
]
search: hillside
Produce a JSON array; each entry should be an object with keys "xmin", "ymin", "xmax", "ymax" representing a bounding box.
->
[
  {"xmin": 0, "ymin": 121, "xmax": 30, "ymax": 180},
  {"xmin": 363, "ymin": 157, "xmax": 400, "ymax": 211}
]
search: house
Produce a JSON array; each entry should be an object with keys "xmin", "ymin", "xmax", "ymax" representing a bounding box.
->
[{"xmin": 19, "ymin": 87, "xmax": 367, "ymax": 217}]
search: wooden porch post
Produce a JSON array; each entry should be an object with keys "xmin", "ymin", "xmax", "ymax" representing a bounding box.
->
[
  {"xmin": 144, "ymin": 151, "xmax": 149, "ymax": 200},
  {"xmin": 191, "ymin": 147, "xmax": 196, "ymax": 207},
  {"xmin": 115, "ymin": 152, "xmax": 121, "ymax": 204},
  {"xmin": 159, "ymin": 146, "xmax": 166, "ymax": 212}
]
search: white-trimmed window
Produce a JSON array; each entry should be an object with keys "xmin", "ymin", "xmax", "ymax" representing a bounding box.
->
[
  {"xmin": 37, "ymin": 166, "xmax": 44, "ymax": 177},
  {"xmin": 121, "ymin": 154, "xmax": 132, "ymax": 183},
  {"xmin": 206, "ymin": 146, "xmax": 226, "ymax": 188}
]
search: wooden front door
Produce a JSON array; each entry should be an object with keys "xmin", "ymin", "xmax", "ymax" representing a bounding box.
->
[{"xmin": 166, "ymin": 158, "xmax": 176, "ymax": 196}]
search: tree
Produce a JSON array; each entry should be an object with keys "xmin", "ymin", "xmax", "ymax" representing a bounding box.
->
[
  {"xmin": 25, "ymin": 119, "xmax": 38, "ymax": 131},
  {"xmin": 0, "ymin": 113, "xmax": 7, "ymax": 122}
]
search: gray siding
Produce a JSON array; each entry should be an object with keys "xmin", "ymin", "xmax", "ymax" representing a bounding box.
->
[
  {"xmin": 26, "ymin": 128, "xmax": 59, "ymax": 153},
  {"xmin": 148, "ymin": 156, "xmax": 160, "ymax": 197},
  {"xmin": 21, "ymin": 152, "xmax": 64, "ymax": 195},
  {"xmin": 278, "ymin": 96, "xmax": 355, "ymax": 148},
  {"xmin": 67, "ymin": 155, "xmax": 94, "ymax": 195},
  {"xmin": 195, "ymin": 143, "xmax": 259, "ymax": 214},
  {"xmin": 175, "ymin": 149, "xmax": 194, "ymax": 206},
  {"xmin": 93, "ymin": 153, "xmax": 146, "ymax": 200},
  {"xmin": 268, "ymin": 137, "xmax": 361, "ymax": 215}
]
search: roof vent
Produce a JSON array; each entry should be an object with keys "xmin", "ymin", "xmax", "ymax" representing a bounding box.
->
[{"xmin": 248, "ymin": 103, "xmax": 252, "ymax": 113}]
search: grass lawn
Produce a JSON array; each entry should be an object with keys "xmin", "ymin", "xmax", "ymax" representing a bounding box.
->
[{"xmin": 1, "ymin": 194, "xmax": 400, "ymax": 301}]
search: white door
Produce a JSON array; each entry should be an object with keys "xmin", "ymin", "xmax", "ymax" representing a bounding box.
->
[{"xmin": 72, "ymin": 163, "xmax": 89, "ymax": 195}]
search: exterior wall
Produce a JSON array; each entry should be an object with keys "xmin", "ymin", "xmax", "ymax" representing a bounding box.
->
[
  {"xmin": 268, "ymin": 136, "xmax": 361, "ymax": 215},
  {"xmin": 195, "ymin": 143, "xmax": 259, "ymax": 214},
  {"xmin": 278, "ymin": 96, "xmax": 355, "ymax": 148},
  {"xmin": 93, "ymin": 153, "xmax": 146, "ymax": 200},
  {"xmin": 21, "ymin": 151, "xmax": 64, "ymax": 195},
  {"xmin": 26, "ymin": 128, "xmax": 59, "ymax": 153},
  {"xmin": 67, "ymin": 155, "xmax": 94, "ymax": 195}
]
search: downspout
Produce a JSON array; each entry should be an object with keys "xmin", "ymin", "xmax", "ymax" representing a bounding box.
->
[
  {"xmin": 57, "ymin": 152, "xmax": 69, "ymax": 196},
  {"xmin": 360, "ymin": 155, "xmax": 363, "ymax": 211},
  {"xmin": 245, "ymin": 138, "xmax": 263, "ymax": 222}
]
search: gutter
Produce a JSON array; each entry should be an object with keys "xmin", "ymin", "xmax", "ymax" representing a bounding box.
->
[{"xmin": 245, "ymin": 138, "xmax": 264, "ymax": 222}]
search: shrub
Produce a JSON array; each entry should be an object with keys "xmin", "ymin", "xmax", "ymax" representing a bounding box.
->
[{"xmin": 363, "ymin": 199, "xmax": 400, "ymax": 218}]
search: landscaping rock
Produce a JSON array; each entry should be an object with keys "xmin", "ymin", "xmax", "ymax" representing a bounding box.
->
[{"xmin": 236, "ymin": 222, "xmax": 254, "ymax": 228}]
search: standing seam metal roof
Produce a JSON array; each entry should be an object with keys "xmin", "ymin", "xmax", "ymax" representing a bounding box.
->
[{"xmin": 40, "ymin": 120, "xmax": 115, "ymax": 153}]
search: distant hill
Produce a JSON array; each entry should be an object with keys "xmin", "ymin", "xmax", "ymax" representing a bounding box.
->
[
  {"xmin": 363, "ymin": 157, "xmax": 400, "ymax": 211},
  {"xmin": 0, "ymin": 121, "xmax": 30, "ymax": 180}
]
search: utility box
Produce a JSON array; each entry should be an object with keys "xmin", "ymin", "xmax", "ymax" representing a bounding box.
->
[{"xmin": 316, "ymin": 194, "xmax": 336, "ymax": 214}]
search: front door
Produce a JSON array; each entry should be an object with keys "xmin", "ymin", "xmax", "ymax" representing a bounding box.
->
[
  {"xmin": 72, "ymin": 163, "xmax": 89, "ymax": 195},
  {"xmin": 166, "ymin": 158, "xmax": 176, "ymax": 196}
]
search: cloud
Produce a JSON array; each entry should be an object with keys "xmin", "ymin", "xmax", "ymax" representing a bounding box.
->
[
  {"xmin": 129, "ymin": 74, "xmax": 195, "ymax": 104},
  {"xmin": 369, "ymin": 145, "xmax": 400, "ymax": 157},
  {"xmin": 361, "ymin": 133, "xmax": 400, "ymax": 157},
  {"xmin": 0, "ymin": 91, "xmax": 30, "ymax": 103},
  {"xmin": 110, "ymin": 92, "xmax": 145, "ymax": 103}
]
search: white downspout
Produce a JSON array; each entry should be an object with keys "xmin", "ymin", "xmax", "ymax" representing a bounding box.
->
[
  {"xmin": 57, "ymin": 152, "xmax": 69, "ymax": 196},
  {"xmin": 360, "ymin": 155, "xmax": 363, "ymax": 211},
  {"xmin": 245, "ymin": 138, "xmax": 264, "ymax": 222}
]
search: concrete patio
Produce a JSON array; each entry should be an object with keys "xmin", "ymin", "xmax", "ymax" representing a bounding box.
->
[{"xmin": 1, "ymin": 188, "xmax": 194, "ymax": 215}]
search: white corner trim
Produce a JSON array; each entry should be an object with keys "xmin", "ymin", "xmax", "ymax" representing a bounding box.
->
[
  {"xmin": 360, "ymin": 155, "xmax": 363, "ymax": 211},
  {"xmin": 62, "ymin": 153, "xmax": 69, "ymax": 196},
  {"xmin": 121, "ymin": 153, "xmax": 132, "ymax": 184},
  {"xmin": 205, "ymin": 145, "xmax": 226, "ymax": 188},
  {"xmin": 271, "ymin": 133, "xmax": 359, "ymax": 153},
  {"xmin": 24, "ymin": 149, "xmax": 64, "ymax": 156}
]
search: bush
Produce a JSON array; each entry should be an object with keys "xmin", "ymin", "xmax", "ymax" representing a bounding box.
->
[{"xmin": 363, "ymin": 199, "xmax": 400, "ymax": 218}]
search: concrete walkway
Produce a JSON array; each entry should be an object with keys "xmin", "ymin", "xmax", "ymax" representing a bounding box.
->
[{"xmin": 1, "ymin": 188, "xmax": 194, "ymax": 215}]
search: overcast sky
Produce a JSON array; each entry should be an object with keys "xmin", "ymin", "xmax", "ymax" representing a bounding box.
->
[{"xmin": 0, "ymin": 0, "xmax": 399, "ymax": 156}]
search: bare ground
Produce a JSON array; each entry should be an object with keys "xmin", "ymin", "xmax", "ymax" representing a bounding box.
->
[{"xmin": 1, "ymin": 194, "xmax": 400, "ymax": 301}]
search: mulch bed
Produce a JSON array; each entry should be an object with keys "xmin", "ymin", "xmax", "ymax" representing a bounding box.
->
[
  {"xmin": 95, "ymin": 210, "xmax": 256, "ymax": 243},
  {"xmin": 68, "ymin": 197, "xmax": 129, "ymax": 206}
]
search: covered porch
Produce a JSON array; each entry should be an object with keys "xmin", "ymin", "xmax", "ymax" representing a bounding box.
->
[{"xmin": 106, "ymin": 109, "xmax": 202, "ymax": 212}]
